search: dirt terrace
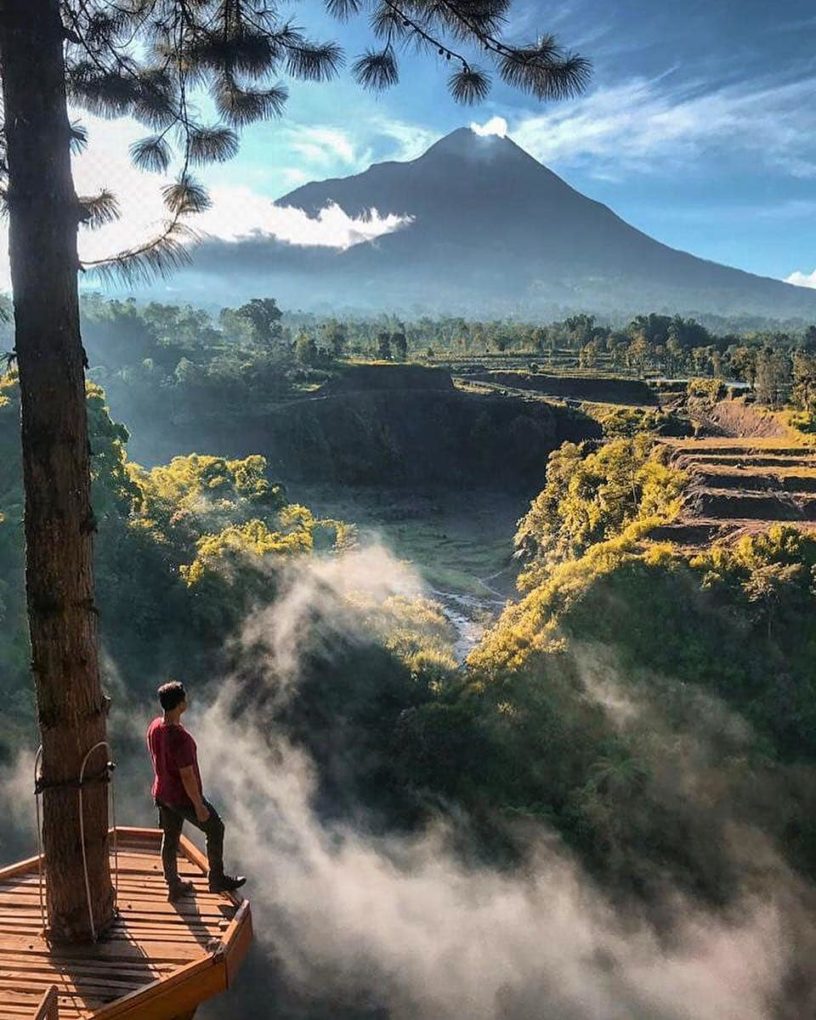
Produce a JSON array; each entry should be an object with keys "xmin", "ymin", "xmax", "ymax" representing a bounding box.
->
[{"xmin": 650, "ymin": 436, "xmax": 816, "ymax": 547}]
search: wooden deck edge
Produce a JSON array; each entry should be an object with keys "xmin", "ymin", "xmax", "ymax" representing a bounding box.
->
[
  {"xmin": 0, "ymin": 854, "xmax": 43, "ymax": 881},
  {"xmin": 33, "ymin": 985, "xmax": 58, "ymax": 1020},
  {"xmin": 89, "ymin": 953, "xmax": 226, "ymax": 1020},
  {"xmin": 224, "ymin": 901, "xmax": 253, "ymax": 988},
  {"xmin": 0, "ymin": 826, "xmax": 252, "ymax": 1020}
]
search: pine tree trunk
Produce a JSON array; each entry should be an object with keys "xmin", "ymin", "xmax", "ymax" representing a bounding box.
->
[{"xmin": 0, "ymin": 0, "xmax": 114, "ymax": 941}]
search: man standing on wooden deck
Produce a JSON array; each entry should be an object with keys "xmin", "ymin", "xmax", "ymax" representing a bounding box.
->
[{"xmin": 147, "ymin": 681, "xmax": 247, "ymax": 902}]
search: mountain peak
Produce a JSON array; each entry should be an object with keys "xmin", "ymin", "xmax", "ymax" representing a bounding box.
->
[
  {"xmin": 265, "ymin": 125, "xmax": 816, "ymax": 320},
  {"xmin": 419, "ymin": 126, "xmax": 532, "ymax": 165}
]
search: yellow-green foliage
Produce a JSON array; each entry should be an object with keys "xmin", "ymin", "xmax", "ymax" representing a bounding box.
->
[
  {"xmin": 687, "ymin": 377, "xmax": 724, "ymax": 400},
  {"xmin": 350, "ymin": 593, "xmax": 457, "ymax": 674},
  {"xmin": 473, "ymin": 515, "xmax": 816, "ymax": 768},
  {"xmin": 181, "ymin": 508, "xmax": 315, "ymax": 587},
  {"xmin": 131, "ymin": 452, "xmax": 282, "ymax": 522},
  {"xmin": 86, "ymin": 382, "xmax": 140, "ymax": 516},
  {"xmin": 638, "ymin": 456, "xmax": 687, "ymax": 519},
  {"xmin": 480, "ymin": 522, "xmax": 816, "ymax": 679},
  {"xmin": 692, "ymin": 524, "xmax": 816, "ymax": 637},
  {"xmin": 474, "ymin": 521, "xmax": 661, "ymax": 673},
  {"xmin": 515, "ymin": 436, "xmax": 687, "ymax": 588},
  {"xmin": 785, "ymin": 408, "xmax": 816, "ymax": 436},
  {"xmin": 588, "ymin": 404, "xmax": 665, "ymax": 438},
  {"xmin": 0, "ymin": 375, "xmax": 20, "ymax": 507},
  {"xmin": 311, "ymin": 517, "xmax": 358, "ymax": 551},
  {"xmin": 694, "ymin": 523, "xmax": 815, "ymax": 579}
]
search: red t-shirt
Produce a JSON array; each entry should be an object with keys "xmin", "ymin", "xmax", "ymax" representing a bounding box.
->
[{"xmin": 146, "ymin": 718, "xmax": 202, "ymax": 808}]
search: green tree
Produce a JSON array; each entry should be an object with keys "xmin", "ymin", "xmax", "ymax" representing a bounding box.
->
[
  {"xmin": 755, "ymin": 348, "xmax": 792, "ymax": 407},
  {"xmin": 322, "ymin": 319, "xmax": 348, "ymax": 360},
  {"xmin": 565, "ymin": 314, "xmax": 596, "ymax": 349},
  {"xmin": 377, "ymin": 331, "xmax": 393, "ymax": 360},
  {"xmin": 579, "ymin": 339, "xmax": 599, "ymax": 369},
  {"xmin": 628, "ymin": 313, "xmax": 672, "ymax": 347},
  {"xmin": 294, "ymin": 331, "xmax": 319, "ymax": 367},
  {"xmin": 235, "ymin": 298, "xmax": 284, "ymax": 349},
  {"xmin": 792, "ymin": 349, "xmax": 816, "ymax": 414},
  {"xmin": 743, "ymin": 561, "xmax": 805, "ymax": 640},
  {"xmin": 627, "ymin": 336, "xmax": 649, "ymax": 374},
  {"xmin": 728, "ymin": 345, "xmax": 757, "ymax": 385},
  {"xmin": 515, "ymin": 436, "xmax": 686, "ymax": 585},
  {"xmin": 391, "ymin": 331, "xmax": 408, "ymax": 361}
]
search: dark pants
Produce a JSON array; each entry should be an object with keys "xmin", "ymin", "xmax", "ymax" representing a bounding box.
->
[{"xmin": 157, "ymin": 798, "xmax": 225, "ymax": 888}]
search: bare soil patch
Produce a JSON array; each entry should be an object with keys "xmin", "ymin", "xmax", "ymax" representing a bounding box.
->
[{"xmin": 707, "ymin": 398, "xmax": 790, "ymax": 439}]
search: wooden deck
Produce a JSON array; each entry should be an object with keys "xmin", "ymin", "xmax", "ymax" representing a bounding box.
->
[{"xmin": 0, "ymin": 827, "xmax": 252, "ymax": 1020}]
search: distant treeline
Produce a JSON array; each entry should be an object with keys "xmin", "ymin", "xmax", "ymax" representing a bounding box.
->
[
  {"xmin": 71, "ymin": 296, "xmax": 816, "ymax": 412},
  {"xmin": 4, "ymin": 297, "xmax": 815, "ymax": 428}
]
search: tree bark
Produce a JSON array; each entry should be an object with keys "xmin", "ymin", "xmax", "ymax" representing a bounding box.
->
[{"xmin": 0, "ymin": 0, "xmax": 113, "ymax": 941}]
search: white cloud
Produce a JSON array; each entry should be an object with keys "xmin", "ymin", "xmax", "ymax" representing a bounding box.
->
[
  {"xmin": 470, "ymin": 116, "xmax": 508, "ymax": 138},
  {"xmin": 785, "ymin": 269, "xmax": 816, "ymax": 289},
  {"xmin": 198, "ymin": 188, "xmax": 411, "ymax": 249},
  {"xmin": 0, "ymin": 115, "xmax": 411, "ymax": 290},
  {"xmin": 510, "ymin": 74, "xmax": 816, "ymax": 178}
]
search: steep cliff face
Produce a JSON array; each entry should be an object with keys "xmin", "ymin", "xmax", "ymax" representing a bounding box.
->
[
  {"xmin": 253, "ymin": 387, "xmax": 599, "ymax": 489},
  {"xmin": 320, "ymin": 364, "xmax": 454, "ymax": 395},
  {"xmin": 466, "ymin": 371, "xmax": 657, "ymax": 406},
  {"xmin": 124, "ymin": 367, "xmax": 600, "ymax": 491}
]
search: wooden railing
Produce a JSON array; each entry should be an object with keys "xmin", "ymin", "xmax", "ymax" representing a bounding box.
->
[{"xmin": 33, "ymin": 985, "xmax": 58, "ymax": 1020}]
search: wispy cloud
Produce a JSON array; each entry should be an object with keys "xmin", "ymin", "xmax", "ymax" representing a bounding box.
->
[
  {"xmin": 628, "ymin": 198, "xmax": 816, "ymax": 227},
  {"xmin": 287, "ymin": 125, "xmax": 358, "ymax": 167},
  {"xmin": 281, "ymin": 117, "xmax": 437, "ymax": 177},
  {"xmin": 511, "ymin": 73, "xmax": 816, "ymax": 178},
  {"xmin": 369, "ymin": 117, "xmax": 439, "ymax": 162},
  {"xmin": 281, "ymin": 167, "xmax": 310, "ymax": 187}
]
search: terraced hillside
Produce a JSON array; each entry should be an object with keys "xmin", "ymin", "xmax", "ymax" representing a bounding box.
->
[{"xmin": 650, "ymin": 436, "xmax": 816, "ymax": 546}]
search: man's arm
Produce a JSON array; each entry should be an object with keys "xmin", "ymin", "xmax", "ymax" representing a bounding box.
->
[{"xmin": 179, "ymin": 766, "xmax": 209, "ymax": 823}]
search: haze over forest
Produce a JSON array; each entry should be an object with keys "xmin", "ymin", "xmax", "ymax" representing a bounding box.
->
[{"xmin": 2, "ymin": 1, "xmax": 816, "ymax": 1020}]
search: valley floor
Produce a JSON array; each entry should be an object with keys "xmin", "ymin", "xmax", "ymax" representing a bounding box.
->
[{"xmin": 286, "ymin": 484, "xmax": 525, "ymax": 657}]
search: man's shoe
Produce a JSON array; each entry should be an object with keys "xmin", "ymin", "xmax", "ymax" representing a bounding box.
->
[
  {"xmin": 167, "ymin": 880, "xmax": 195, "ymax": 902},
  {"xmin": 208, "ymin": 873, "xmax": 246, "ymax": 894}
]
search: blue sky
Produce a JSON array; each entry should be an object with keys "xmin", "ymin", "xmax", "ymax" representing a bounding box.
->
[{"xmin": 59, "ymin": 0, "xmax": 816, "ymax": 292}]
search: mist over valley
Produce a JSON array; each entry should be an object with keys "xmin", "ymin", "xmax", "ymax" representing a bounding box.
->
[{"xmin": 2, "ymin": 2, "xmax": 816, "ymax": 1018}]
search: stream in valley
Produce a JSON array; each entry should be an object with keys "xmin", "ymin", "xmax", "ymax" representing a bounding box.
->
[{"xmin": 288, "ymin": 485, "xmax": 527, "ymax": 661}]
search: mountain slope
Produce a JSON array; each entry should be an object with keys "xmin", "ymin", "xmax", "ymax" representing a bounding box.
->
[{"xmin": 189, "ymin": 128, "xmax": 816, "ymax": 318}]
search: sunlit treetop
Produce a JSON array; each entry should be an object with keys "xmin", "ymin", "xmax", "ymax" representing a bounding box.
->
[{"xmin": 43, "ymin": 0, "xmax": 591, "ymax": 280}]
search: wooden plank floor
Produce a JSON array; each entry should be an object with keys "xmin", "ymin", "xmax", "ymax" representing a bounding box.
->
[{"xmin": 0, "ymin": 830, "xmax": 242, "ymax": 1019}]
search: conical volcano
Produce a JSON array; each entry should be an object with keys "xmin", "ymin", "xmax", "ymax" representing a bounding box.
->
[{"xmin": 189, "ymin": 128, "xmax": 816, "ymax": 318}]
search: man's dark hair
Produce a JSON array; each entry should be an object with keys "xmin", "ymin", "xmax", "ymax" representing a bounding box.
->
[{"xmin": 158, "ymin": 681, "xmax": 186, "ymax": 711}]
